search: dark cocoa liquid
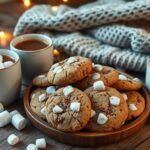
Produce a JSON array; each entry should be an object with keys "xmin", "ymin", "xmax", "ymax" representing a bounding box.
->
[
  {"xmin": 3, "ymin": 55, "xmax": 15, "ymax": 63},
  {"xmin": 15, "ymin": 39, "xmax": 48, "ymax": 51}
]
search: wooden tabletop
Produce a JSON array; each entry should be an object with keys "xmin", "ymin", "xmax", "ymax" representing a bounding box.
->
[{"xmin": 0, "ymin": 1, "xmax": 150, "ymax": 150}]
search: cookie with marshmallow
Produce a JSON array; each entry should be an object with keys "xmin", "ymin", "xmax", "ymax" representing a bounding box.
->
[
  {"xmin": 126, "ymin": 91, "xmax": 145, "ymax": 120},
  {"xmin": 84, "ymin": 86, "xmax": 128, "ymax": 132},
  {"xmin": 45, "ymin": 86, "xmax": 91, "ymax": 132},
  {"xmin": 30, "ymin": 88, "xmax": 49, "ymax": 119},
  {"xmin": 74, "ymin": 65, "xmax": 118, "ymax": 90}
]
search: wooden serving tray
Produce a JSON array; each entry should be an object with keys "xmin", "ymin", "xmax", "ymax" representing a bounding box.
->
[{"xmin": 24, "ymin": 73, "xmax": 150, "ymax": 147}]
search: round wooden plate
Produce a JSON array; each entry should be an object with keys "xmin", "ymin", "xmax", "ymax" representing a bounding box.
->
[{"xmin": 24, "ymin": 73, "xmax": 150, "ymax": 147}]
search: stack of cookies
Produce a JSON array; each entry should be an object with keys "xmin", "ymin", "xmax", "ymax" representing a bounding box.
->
[{"xmin": 30, "ymin": 56, "xmax": 145, "ymax": 132}]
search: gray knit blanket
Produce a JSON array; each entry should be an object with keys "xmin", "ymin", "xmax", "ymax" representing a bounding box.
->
[{"xmin": 14, "ymin": 0, "xmax": 150, "ymax": 73}]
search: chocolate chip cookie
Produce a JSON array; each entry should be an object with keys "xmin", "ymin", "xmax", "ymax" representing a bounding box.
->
[
  {"xmin": 113, "ymin": 74, "xmax": 143, "ymax": 91},
  {"xmin": 74, "ymin": 64, "xmax": 118, "ymax": 90},
  {"xmin": 126, "ymin": 91, "xmax": 145, "ymax": 120},
  {"xmin": 84, "ymin": 86, "xmax": 128, "ymax": 132},
  {"xmin": 47, "ymin": 56, "xmax": 92, "ymax": 85},
  {"xmin": 30, "ymin": 88, "xmax": 49, "ymax": 119},
  {"xmin": 45, "ymin": 86, "xmax": 91, "ymax": 132}
]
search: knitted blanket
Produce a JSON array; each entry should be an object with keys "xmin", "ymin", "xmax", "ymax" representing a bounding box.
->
[{"xmin": 14, "ymin": 0, "xmax": 150, "ymax": 73}]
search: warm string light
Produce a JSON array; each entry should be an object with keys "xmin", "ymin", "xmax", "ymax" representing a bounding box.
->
[
  {"xmin": 52, "ymin": 6, "xmax": 59, "ymax": 12},
  {"xmin": 63, "ymin": 0, "xmax": 68, "ymax": 2},
  {"xmin": 0, "ymin": 31, "xmax": 12, "ymax": 48},
  {"xmin": 23, "ymin": 0, "xmax": 31, "ymax": 8},
  {"xmin": 53, "ymin": 49, "xmax": 60, "ymax": 56}
]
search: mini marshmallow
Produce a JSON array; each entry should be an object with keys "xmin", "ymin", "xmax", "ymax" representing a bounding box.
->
[
  {"xmin": 36, "ymin": 138, "xmax": 46, "ymax": 149},
  {"xmin": 122, "ymin": 93, "xmax": 128, "ymax": 101},
  {"xmin": 119, "ymin": 74, "xmax": 128, "ymax": 80},
  {"xmin": 53, "ymin": 105, "xmax": 63, "ymax": 113},
  {"xmin": 129, "ymin": 103, "xmax": 137, "ymax": 111},
  {"xmin": 38, "ymin": 75, "xmax": 46, "ymax": 79},
  {"xmin": 0, "ymin": 110, "xmax": 11, "ymax": 127},
  {"xmin": 53, "ymin": 66, "xmax": 62, "ymax": 73},
  {"xmin": 31, "ymin": 94, "xmax": 36, "ymax": 99},
  {"xmin": 93, "ymin": 81, "xmax": 105, "ymax": 91},
  {"xmin": 67, "ymin": 57, "xmax": 77, "ymax": 64},
  {"xmin": 3, "ymin": 61, "xmax": 14, "ymax": 68},
  {"xmin": 70, "ymin": 102, "xmax": 80, "ymax": 112},
  {"xmin": 0, "ymin": 55, "xmax": 3, "ymax": 63},
  {"xmin": 46, "ymin": 86, "xmax": 56, "ymax": 94},
  {"xmin": 63, "ymin": 85, "xmax": 74, "ymax": 96},
  {"xmin": 0, "ymin": 63, "xmax": 4, "ymax": 69},
  {"xmin": 51, "ymin": 63, "xmax": 59, "ymax": 70},
  {"xmin": 0, "ymin": 103, "xmax": 4, "ymax": 112},
  {"xmin": 90, "ymin": 110, "xmax": 96, "ymax": 118},
  {"xmin": 26, "ymin": 144, "xmax": 37, "ymax": 150},
  {"xmin": 10, "ymin": 110, "xmax": 19, "ymax": 117},
  {"xmin": 109, "ymin": 96, "xmax": 120, "ymax": 106},
  {"xmin": 39, "ymin": 93, "xmax": 47, "ymax": 102},
  {"xmin": 41, "ymin": 107, "xmax": 47, "ymax": 116},
  {"xmin": 97, "ymin": 113, "xmax": 108, "ymax": 125},
  {"xmin": 133, "ymin": 78, "xmax": 141, "ymax": 82},
  {"xmin": 7, "ymin": 134, "xmax": 19, "ymax": 146},
  {"xmin": 11, "ymin": 113, "xmax": 27, "ymax": 130},
  {"xmin": 93, "ymin": 64, "xmax": 103, "ymax": 71},
  {"xmin": 92, "ymin": 73, "xmax": 101, "ymax": 80},
  {"xmin": 56, "ymin": 68, "xmax": 63, "ymax": 73}
]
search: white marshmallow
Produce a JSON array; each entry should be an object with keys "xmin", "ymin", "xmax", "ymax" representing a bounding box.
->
[
  {"xmin": 0, "ymin": 110, "xmax": 11, "ymax": 127},
  {"xmin": 56, "ymin": 68, "xmax": 63, "ymax": 73},
  {"xmin": 129, "ymin": 103, "xmax": 137, "ymax": 111},
  {"xmin": 52, "ymin": 66, "xmax": 62, "ymax": 73},
  {"xmin": 11, "ymin": 113, "xmax": 27, "ymax": 130},
  {"xmin": 3, "ymin": 61, "xmax": 14, "ymax": 68},
  {"xmin": 122, "ymin": 93, "xmax": 128, "ymax": 101},
  {"xmin": 70, "ymin": 102, "xmax": 80, "ymax": 112},
  {"xmin": 63, "ymin": 85, "xmax": 74, "ymax": 96},
  {"xmin": 92, "ymin": 73, "xmax": 101, "ymax": 80},
  {"xmin": 41, "ymin": 107, "xmax": 47, "ymax": 116},
  {"xmin": 36, "ymin": 138, "xmax": 46, "ymax": 149},
  {"xmin": 7, "ymin": 134, "xmax": 19, "ymax": 146},
  {"xmin": 90, "ymin": 110, "xmax": 96, "ymax": 118},
  {"xmin": 67, "ymin": 57, "xmax": 77, "ymax": 64},
  {"xmin": 31, "ymin": 94, "xmax": 36, "ymax": 99},
  {"xmin": 0, "ymin": 103, "xmax": 4, "ymax": 112},
  {"xmin": 0, "ymin": 63, "xmax": 4, "ymax": 69},
  {"xmin": 0, "ymin": 55, "xmax": 3, "ymax": 63},
  {"xmin": 133, "ymin": 78, "xmax": 141, "ymax": 82},
  {"xmin": 97, "ymin": 113, "xmax": 108, "ymax": 125},
  {"xmin": 119, "ymin": 74, "xmax": 128, "ymax": 80},
  {"xmin": 46, "ymin": 86, "xmax": 56, "ymax": 94},
  {"xmin": 10, "ymin": 110, "xmax": 19, "ymax": 117},
  {"xmin": 93, "ymin": 64, "xmax": 103, "ymax": 71},
  {"xmin": 51, "ymin": 63, "xmax": 59, "ymax": 70},
  {"xmin": 109, "ymin": 96, "xmax": 120, "ymax": 106},
  {"xmin": 39, "ymin": 94, "xmax": 47, "ymax": 102},
  {"xmin": 38, "ymin": 75, "xmax": 46, "ymax": 79},
  {"xmin": 93, "ymin": 81, "xmax": 105, "ymax": 91},
  {"xmin": 26, "ymin": 144, "xmax": 37, "ymax": 150},
  {"xmin": 53, "ymin": 105, "xmax": 63, "ymax": 113}
]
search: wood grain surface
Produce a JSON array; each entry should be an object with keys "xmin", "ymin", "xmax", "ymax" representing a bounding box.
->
[{"xmin": 0, "ymin": 1, "xmax": 150, "ymax": 150}]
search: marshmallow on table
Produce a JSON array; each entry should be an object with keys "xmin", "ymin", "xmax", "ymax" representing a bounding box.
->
[
  {"xmin": 0, "ymin": 110, "xmax": 11, "ymax": 127},
  {"xmin": 0, "ymin": 103, "xmax": 4, "ymax": 112},
  {"xmin": 129, "ymin": 103, "xmax": 137, "ymax": 111},
  {"xmin": 39, "ymin": 93, "xmax": 47, "ymax": 102},
  {"xmin": 26, "ymin": 144, "xmax": 37, "ymax": 150},
  {"xmin": 90, "ymin": 109, "xmax": 96, "ymax": 118},
  {"xmin": 93, "ymin": 81, "xmax": 105, "ymax": 91},
  {"xmin": 0, "ymin": 63, "xmax": 4, "ymax": 69},
  {"xmin": 97, "ymin": 113, "xmax": 108, "ymax": 125},
  {"xmin": 119, "ymin": 74, "xmax": 128, "ymax": 80},
  {"xmin": 46, "ymin": 86, "xmax": 56, "ymax": 94},
  {"xmin": 7, "ymin": 134, "xmax": 19, "ymax": 146},
  {"xmin": 109, "ymin": 96, "xmax": 120, "ymax": 106},
  {"xmin": 10, "ymin": 110, "xmax": 19, "ymax": 117},
  {"xmin": 11, "ymin": 113, "xmax": 27, "ymax": 130},
  {"xmin": 63, "ymin": 85, "xmax": 74, "ymax": 96},
  {"xmin": 53, "ymin": 105, "xmax": 63, "ymax": 114},
  {"xmin": 92, "ymin": 73, "xmax": 101, "ymax": 80},
  {"xmin": 70, "ymin": 102, "xmax": 80, "ymax": 112},
  {"xmin": 0, "ymin": 55, "xmax": 3, "ymax": 63},
  {"xmin": 3, "ymin": 61, "xmax": 14, "ymax": 68},
  {"xmin": 36, "ymin": 138, "xmax": 46, "ymax": 149}
]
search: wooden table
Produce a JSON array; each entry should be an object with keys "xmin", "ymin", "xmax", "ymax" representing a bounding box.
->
[{"xmin": 0, "ymin": 1, "xmax": 150, "ymax": 150}]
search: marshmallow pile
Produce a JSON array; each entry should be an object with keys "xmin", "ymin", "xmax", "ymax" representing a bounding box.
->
[{"xmin": 0, "ymin": 55, "xmax": 14, "ymax": 69}]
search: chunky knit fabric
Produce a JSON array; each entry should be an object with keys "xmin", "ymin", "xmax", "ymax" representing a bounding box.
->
[{"xmin": 14, "ymin": 0, "xmax": 150, "ymax": 73}]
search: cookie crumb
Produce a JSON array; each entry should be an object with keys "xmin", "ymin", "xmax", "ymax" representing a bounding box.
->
[
  {"xmin": 53, "ymin": 105, "xmax": 63, "ymax": 113},
  {"xmin": 109, "ymin": 96, "xmax": 120, "ymax": 106},
  {"xmin": 93, "ymin": 81, "xmax": 105, "ymax": 91},
  {"xmin": 97, "ymin": 113, "xmax": 108, "ymax": 125},
  {"xmin": 70, "ymin": 102, "xmax": 80, "ymax": 112},
  {"xmin": 63, "ymin": 86, "xmax": 74, "ymax": 96},
  {"xmin": 129, "ymin": 103, "xmax": 137, "ymax": 111}
]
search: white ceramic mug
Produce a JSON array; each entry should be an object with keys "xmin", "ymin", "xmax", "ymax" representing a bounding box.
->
[
  {"xmin": 10, "ymin": 34, "xmax": 53, "ymax": 85},
  {"xmin": 0, "ymin": 49, "xmax": 21, "ymax": 106}
]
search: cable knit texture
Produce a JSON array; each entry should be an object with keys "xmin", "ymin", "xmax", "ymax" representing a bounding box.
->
[{"xmin": 14, "ymin": 0, "xmax": 150, "ymax": 73}]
